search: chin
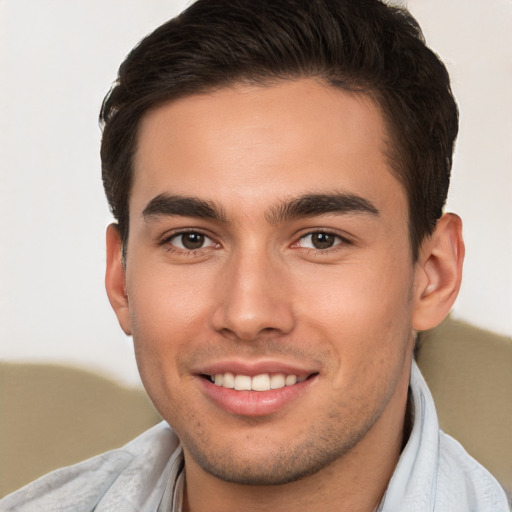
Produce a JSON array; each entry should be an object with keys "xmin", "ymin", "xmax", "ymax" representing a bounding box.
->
[{"xmin": 180, "ymin": 416, "xmax": 372, "ymax": 486}]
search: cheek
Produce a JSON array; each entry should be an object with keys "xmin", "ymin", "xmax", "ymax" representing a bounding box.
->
[
  {"xmin": 129, "ymin": 296, "xmax": 201, "ymax": 423},
  {"xmin": 295, "ymin": 253, "xmax": 415, "ymax": 362},
  {"xmin": 126, "ymin": 267, "xmax": 213, "ymax": 400},
  {"xmin": 128, "ymin": 261, "xmax": 213, "ymax": 338}
]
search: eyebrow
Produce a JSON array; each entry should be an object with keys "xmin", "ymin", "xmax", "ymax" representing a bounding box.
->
[
  {"xmin": 142, "ymin": 192, "xmax": 379, "ymax": 224},
  {"xmin": 266, "ymin": 193, "xmax": 379, "ymax": 224},
  {"xmin": 142, "ymin": 194, "xmax": 227, "ymax": 222}
]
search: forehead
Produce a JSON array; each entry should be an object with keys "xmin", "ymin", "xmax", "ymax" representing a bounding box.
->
[{"xmin": 131, "ymin": 79, "xmax": 404, "ymax": 220}]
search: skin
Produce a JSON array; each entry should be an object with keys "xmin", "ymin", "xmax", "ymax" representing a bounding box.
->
[{"xmin": 106, "ymin": 79, "xmax": 464, "ymax": 511}]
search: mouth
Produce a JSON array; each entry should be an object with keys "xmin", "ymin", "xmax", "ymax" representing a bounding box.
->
[
  {"xmin": 196, "ymin": 362, "xmax": 320, "ymax": 416},
  {"xmin": 201, "ymin": 372, "xmax": 317, "ymax": 391}
]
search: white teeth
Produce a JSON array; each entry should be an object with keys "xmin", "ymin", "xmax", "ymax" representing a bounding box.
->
[
  {"xmin": 234, "ymin": 375, "xmax": 252, "ymax": 390},
  {"xmin": 222, "ymin": 372, "xmax": 235, "ymax": 389},
  {"xmin": 251, "ymin": 374, "xmax": 271, "ymax": 391},
  {"xmin": 285, "ymin": 374, "xmax": 297, "ymax": 386},
  {"xmin": 209, "ymin": 372, "xmax": 305, "ymax": 391},
  {"xmin": 270, "ymin": 373, "xmax": 286, "ymax": 389}
]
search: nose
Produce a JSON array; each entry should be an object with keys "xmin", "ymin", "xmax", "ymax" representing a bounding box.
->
[{"xmin": 210, "ymin": 248, "xmax": 296, "ymax": 341}]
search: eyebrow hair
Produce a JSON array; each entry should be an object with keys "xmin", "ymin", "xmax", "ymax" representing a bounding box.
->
[
  {"xmin": 142, "ymin": 194, "xmax": 227, "ymax": 222},
  {"xmin": 142, "ymin": 191, "xmax": 378, "ymax": 225},
  {"xmin": 266, "ymin": 193, "xmax": 379, "ymax": 224}
]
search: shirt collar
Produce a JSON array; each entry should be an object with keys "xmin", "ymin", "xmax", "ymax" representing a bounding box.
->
[{"xmin": 378, "ymin": 359, "xmax": 439, "ymax": 511}]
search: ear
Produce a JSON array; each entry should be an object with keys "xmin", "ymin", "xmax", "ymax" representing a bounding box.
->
[
  {"xmin": 105, "ymin": 223, "xmax": 132, "ymax": 335},
  {"xmin": 412, "ymin": 213, "xmax": 465, "ymax": 331}
]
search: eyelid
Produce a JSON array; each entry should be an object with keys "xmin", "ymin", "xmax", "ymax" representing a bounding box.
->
[
  {"xmin": 159, "ymin": 228, "xmax": 219, "ymax": 251},
  {"xmin": 292, "ymin": 228, "xmax": 353, "ymax": 251}
]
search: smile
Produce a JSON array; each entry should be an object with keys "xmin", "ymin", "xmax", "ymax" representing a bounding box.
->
[
  {"xmin": 207, "ymin": 372, "xmax": 309, "ymax": 391},
  {"xmin": 198, "ymin": 369, "xmax": 318, "ymax": 416}
]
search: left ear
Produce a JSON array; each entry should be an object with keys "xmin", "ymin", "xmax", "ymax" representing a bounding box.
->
[{"xmin": 412, "ymin": 213, "xmax": 465, "ymax": 331}]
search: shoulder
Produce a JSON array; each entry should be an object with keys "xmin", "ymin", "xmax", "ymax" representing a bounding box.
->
[
  {"xmin": 0, "ymin": 422, "xmax": 180, "ymax": 512},
  {"xmin": 435, "ymin": 431, "xmax": 510, "ymax": 511}
]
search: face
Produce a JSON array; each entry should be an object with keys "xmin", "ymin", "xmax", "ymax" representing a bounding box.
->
[{"xmin": 111, "ymin": 79, "xmax": 420, "ymax": 485}]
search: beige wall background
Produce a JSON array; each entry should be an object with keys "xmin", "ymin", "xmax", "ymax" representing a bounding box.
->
[{"xmin": 0, "ymin": 0, "xmax": 511, "ymax": 387}]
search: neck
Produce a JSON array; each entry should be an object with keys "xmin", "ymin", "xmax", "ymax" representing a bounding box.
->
[{"xmin": 182, "ymin": 368, "xmax": 412, "ymax": 512}]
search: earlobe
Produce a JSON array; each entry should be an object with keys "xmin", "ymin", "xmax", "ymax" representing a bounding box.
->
[
  {"xmin": 105, "ymin": 223, "xmax": 132, "ymax": 335},
  {"xmin": 412, "ymin": 213, "xmax": 465, "ymax": 331}
]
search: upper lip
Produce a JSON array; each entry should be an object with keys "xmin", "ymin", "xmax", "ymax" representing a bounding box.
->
[{"xmin": 193, "ymin": 359, "xmax": 320, "ymax": 378}]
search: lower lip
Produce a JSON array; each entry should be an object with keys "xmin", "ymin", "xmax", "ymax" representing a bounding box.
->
[{"xmin": 198, "ymin": 376, "xmax": 316, "ymax": 417}]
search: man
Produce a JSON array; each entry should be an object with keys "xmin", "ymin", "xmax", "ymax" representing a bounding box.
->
[{"xmin": 1, "ymin": 0, "xmax": 509, "ymax": 510}]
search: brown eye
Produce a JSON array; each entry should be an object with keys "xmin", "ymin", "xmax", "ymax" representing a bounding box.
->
[
  {"xmin": 168, "ymin": 231, "xmax": 215, "ymax": 251},
  {"xmin": 181, "ymin": 232, "xmax": 205, "ymax": 249},
  {"xmin": 312, "ymin": 232, "xmax": 336, "ymax": 249},
  {"xmin": 298, "ymin": 232, "xmax": 343, "ymax": 250}
]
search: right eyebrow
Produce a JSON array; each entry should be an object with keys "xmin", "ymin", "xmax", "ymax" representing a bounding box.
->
[{"xmin": 142, "ymin": 194, "xmax": 228, "ymax": 222}]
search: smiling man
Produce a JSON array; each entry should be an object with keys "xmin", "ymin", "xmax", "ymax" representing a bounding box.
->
[{"xmin": 1, "ymin": 0, "xmax": 509, "ymax": 511}]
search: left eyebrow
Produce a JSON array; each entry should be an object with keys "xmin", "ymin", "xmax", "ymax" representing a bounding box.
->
[{"xmin": 266, "ymin": 193, "xmax": 379, "ymax": 224}]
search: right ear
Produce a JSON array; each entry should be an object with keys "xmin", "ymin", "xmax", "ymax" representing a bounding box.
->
[{"xmin": 105, "ymin": 223, "xmax": 132, "ymax": 335}]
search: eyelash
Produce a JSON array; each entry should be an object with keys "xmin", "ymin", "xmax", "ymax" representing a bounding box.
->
[
  {"xmin": 294, "ymin": 230, "xmax": 351, "ymax": 253},
  {"xmin": 159, "ymin": 230, "xmax": 218, "ymax": 255},
  {"xmin": 159, "ymin": 229, "xmax": 351, "ymax": 255}
]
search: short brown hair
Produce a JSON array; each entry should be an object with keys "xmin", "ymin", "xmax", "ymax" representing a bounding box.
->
[{"xmin": 100, "ymin": 0, "xmax": 458, "ymax": 261}]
